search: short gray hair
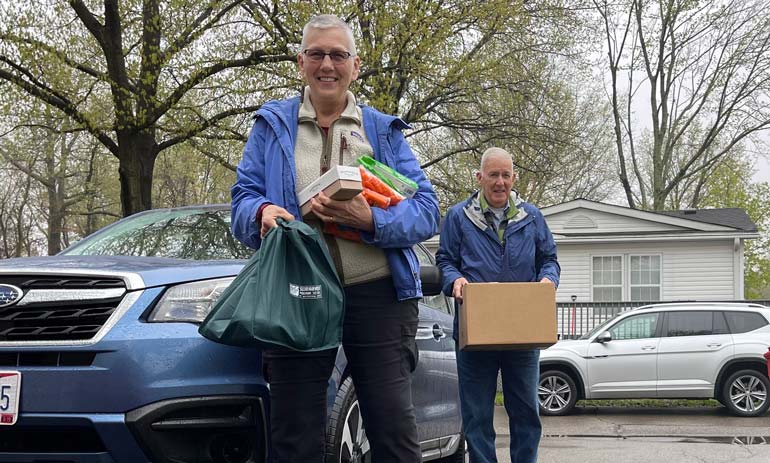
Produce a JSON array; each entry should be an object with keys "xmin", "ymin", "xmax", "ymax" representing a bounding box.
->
[
  {"xmin": 300, "ymin": 15, "xmax": 357, "ymax": 56},
  {"xmin": 480, "ymin": 147, "xmax": 513, "ymax": 171}
]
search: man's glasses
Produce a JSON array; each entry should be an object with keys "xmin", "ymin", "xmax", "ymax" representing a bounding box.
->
[{"xmin": 303, "ymin": 49, "xmax": 354, "ymax": 64}]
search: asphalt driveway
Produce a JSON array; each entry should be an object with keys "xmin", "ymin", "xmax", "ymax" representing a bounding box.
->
[{"xmin": 492, "ymin": 405, "xmax": 770, "ymax": 463}]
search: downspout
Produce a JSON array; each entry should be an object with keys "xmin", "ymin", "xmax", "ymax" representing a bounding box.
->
[{"xmin": 734, "ymin": 237, "xmax": 744, "ymax": 299}]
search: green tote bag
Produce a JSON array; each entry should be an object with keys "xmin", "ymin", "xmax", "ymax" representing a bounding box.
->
[{"xmin": 199, "ymin": 219, "xmax": 344, "ymax": 351}]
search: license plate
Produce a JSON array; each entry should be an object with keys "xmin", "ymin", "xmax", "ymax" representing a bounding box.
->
[{"xmin": 0, "ymin": 371, "xmax": 20, "ymax": 425}]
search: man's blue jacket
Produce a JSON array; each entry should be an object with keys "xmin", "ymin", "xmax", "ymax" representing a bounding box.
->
[
  {"xmin": 436, "ymin": 191, "xmax": 560, "ymax": 295},
  {"xmin": 230, "ymin": 95, "xmax": 440, "ymax": 301}
]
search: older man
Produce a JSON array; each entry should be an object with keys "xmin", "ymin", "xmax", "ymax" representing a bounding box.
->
[{"xmin": 436, "ymin": 147, "xmax": 560, "ymax": 463}]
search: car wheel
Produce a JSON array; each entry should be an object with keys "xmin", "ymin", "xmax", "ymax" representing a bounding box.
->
[
  {"xmin": 538, "ymin": 370, "xmax": 578, "ymax": 416},
  {"xmin": 326, "ymin": 377, "xmax": 372, "ymax": 463},
  {"xmin": 434, "ymin": 433, "xmax": 465, "ymax": 463},
  {"xmin": 722, "ymin": 369, "xmax": 770, "ymax": 417}
]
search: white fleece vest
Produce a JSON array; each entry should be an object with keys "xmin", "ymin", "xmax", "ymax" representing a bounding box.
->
[{"xmin": 294, "ymin": 88, "xmax": 390, "ymax": 285}]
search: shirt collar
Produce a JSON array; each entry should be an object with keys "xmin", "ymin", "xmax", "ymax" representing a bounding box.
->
[
  {"xmin": 479, "ymin": 192, "xmax": 518, "ymax": 222},
  {"xmin": 298, "ymin": 86, "xmax": 361, "ymax": 125}
]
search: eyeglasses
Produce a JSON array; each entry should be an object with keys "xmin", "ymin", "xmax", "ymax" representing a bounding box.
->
[{"xmin": 303, "ymin": 49, "xmax": 354, "ymax": 64}]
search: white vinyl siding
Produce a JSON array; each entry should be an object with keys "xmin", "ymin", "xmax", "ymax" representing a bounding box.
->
[
  {"xmin": 555, "ymin": 240, "xmax": 736, "ymax": 303},
  {"xmin": 551, "ymin": 248, "xmax": 591, "ymax": 302}
]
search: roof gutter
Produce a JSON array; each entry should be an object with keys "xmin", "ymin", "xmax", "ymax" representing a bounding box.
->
[{"xmin": 554, "ymin": 232, "xmax": 760, "ymax": 244}]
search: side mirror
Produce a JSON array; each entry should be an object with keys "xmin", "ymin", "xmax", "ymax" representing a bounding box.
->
[
  {"xmin": 420, "ymin": 265, "xmax": 443, "ymax": 296},
  {"xmin": 595, "ymin": 331, "xmax": 612, "ymax": 344}
]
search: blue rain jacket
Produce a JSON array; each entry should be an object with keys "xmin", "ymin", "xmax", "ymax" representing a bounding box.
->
[
  {"xmin": 436, "ymin": 191, "xmax": 560, "ymax": 294},
  {"xmin": 231, "ymin": 96, "xmax": 440, "ymax": 300}
]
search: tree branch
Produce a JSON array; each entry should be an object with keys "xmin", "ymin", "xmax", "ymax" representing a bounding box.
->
[
  {"xmin": 148, "ymin": 50, "xmax": 293, "ymax": 127},
  {"xmin": 0, "ymin": 64, "xmax": 118, "ymax": 154},
  {"xmin": 158, "ymin": 105, "xmax": 262, "ymax": 150}
]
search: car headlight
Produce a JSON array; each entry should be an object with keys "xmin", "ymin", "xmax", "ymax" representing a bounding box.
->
[{"xmin": 148, "ymin": 278, "xmax": 235, "ymax": 323}]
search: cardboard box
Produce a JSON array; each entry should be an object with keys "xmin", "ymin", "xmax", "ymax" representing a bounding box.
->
[
  {"xmin": 298, "ymin": 165, "xmax": 363, "ymax": 217},
  {"xmin": 460, "ymin": 282, "xmax": 556, "ymax": 350}
]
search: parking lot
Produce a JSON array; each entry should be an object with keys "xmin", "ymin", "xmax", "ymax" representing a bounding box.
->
[{"xmin": 493, "ymin": 405, "xmax": 770, "ymax": 463}]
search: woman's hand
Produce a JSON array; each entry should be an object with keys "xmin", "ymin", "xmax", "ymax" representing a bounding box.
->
[
  {"xmin": 260, "ymin": 205, "xmax": 295, "ymax": 238},
  {"xmin": 311, "ymin": 191, "xmax": 374, "ymax": 232}
]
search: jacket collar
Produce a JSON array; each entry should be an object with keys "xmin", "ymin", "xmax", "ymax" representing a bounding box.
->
[
  {"xmin": 298, "ymin": 87, "xmax": 361, "ymax": 125},
  {"xmin": 463, "ymin": 190, "xmax": 528, "ymax": 231}
]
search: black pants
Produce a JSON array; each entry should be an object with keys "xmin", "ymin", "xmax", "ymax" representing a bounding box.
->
[{"xmin": 263, "ymin": 278, "xmax": 422, "ymax": 463}]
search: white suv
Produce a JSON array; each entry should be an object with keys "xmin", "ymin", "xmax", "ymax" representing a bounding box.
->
[{"xmin": 538, "ymin": 303, "xmax": 770, "ymax": 417}]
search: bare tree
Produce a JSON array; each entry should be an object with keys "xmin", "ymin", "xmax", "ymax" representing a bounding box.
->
[{"xmin": 595, "ymin": 0, "xmax": 770, "ymax": 210}]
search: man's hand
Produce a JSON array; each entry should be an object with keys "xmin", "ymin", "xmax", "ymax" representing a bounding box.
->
[
  {"xmin": 311, "ymin": 191, "xmax": 374, "ymax": 232},
  {"xmin": 540, "ymin": 277, "xmax": 554, "ymax": 285},
  {"xmin": 452, "ymin": 277, "xmax": 469, "ymax": 303},
  {"xmin": 260, "ymin": 205, "xmax": 295, "ymax": 238}
]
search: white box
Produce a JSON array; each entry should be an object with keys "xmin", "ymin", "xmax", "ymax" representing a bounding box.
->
[{"xmin": 298, "ymin": 165, "xmax": 363, "ymax": 217}]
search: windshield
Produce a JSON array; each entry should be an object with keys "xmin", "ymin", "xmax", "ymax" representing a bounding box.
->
[
  {"xmin": 578, "ymin": 311, "xmax": 625, "ymax": 340},
  {"xmin": 62, "ymin": 208, "xmax": 252, "ymax": 260}
]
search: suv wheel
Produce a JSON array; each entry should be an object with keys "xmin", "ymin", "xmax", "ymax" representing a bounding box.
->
[
  {"xmin": 326, "ymin": 377, "xmax": 371, "ymax": 463},
  {"xmin": 722, "ymin": 369, "xmax": 770, "ymax": 417},
  {"xmin": 538, "ymin": 370, "xmax": 578, "ymax": 416}
]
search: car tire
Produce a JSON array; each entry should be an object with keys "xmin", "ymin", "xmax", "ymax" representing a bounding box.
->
[
  {"xmin": 722, "ymin": 369, "xmax": 770, "ymax": 417},
  {"xmin": 435, "ymin": 433, "xmax": 465, "ymax": 463},
  {"xmin": 538, "ymin": 370, "xmax": 578, "ymax": 416},
  {"xmin": 326, "ymin": 377, "xmax": 372, "ymax": 463}
]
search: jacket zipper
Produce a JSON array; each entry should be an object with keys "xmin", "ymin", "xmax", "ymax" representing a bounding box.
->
[
  {"xmin": 318, "ymin": 120, "xmax": 339, "ymax": 174},
  {"xmin": 339, "ymin": 134, "xmax": 348, "ymax": 165}
]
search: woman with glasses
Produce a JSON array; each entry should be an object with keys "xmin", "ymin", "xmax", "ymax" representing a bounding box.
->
[{"xmin": 230, "ymin": 14, "xmax": 440, "ymax": 463}]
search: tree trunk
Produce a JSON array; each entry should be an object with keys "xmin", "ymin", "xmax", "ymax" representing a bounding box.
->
[
  {"xmin": 117, "ymin": 131, "xmax": 159, "ymax": 216},
  {"xmin": 46, "ymin": 182, "xmax": 65, "ymax": 255},
  {"xmin": 84, "ymin": 149, "xmax": 98, "ymax": 236},
  {"xmin": 13, "ymin": 176, "xmax": 32, "ymax": 257}
]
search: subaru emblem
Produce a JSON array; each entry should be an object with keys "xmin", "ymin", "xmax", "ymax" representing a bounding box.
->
[{"xmin": 0, "ymin": 284, "xmax": 23, "ymax": 308}]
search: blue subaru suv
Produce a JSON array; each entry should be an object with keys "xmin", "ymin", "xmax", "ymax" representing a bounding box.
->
[{"xmin": 0, "ymin": 205, "xmax": 463, "ymax": 463}]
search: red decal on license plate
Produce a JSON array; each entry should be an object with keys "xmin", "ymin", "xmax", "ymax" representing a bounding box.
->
[{"xmin": 1, "ymin": 414, "xmax": 13, "ymax": 423}]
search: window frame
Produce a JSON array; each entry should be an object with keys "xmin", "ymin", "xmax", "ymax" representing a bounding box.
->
[
  {"xmin": 601, "ymin": 312, "xmax": 662, "ymax": 341},
  {"xmin": 661, "ymin": 310, "xmax": 729, "ymax": 337},
  {"xmin": 589, "ymin": 253, "xmax": 664, "ymax": 301},
  {"xmin": 723, "ymin": 310, "xmax": 770, "ymax": 334},
  {"xmin": 591, "ymin": 255, "xmax": 624, "ymax": 302},
  {"xmin": 628, "ymin": 254, "xmax": 662, "ymax": 302}
]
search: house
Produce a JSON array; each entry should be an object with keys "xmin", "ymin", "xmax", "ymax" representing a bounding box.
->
[
  {"xmin": 542, "ymin": 199, "xmax": 759, "ymax": 303},
  {"xmin": 425, "ymin": 199, "xmax": 759, "ymax": 304}
]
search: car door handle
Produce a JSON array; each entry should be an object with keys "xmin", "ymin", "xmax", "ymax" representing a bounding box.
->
[
  {"xmin": 707, "ymin": 343, "xmax": 722, "ymax": 348},
  {"xmin": 416, "ymin": 324, "xmax": 445, "ymax": 342},
  {"xmin": 641, "ymin": 346, "xmax": 656, "ymax": 351},
  {"xmin": 432, "ymin": 324, "xmax": 446, "ymax": 341}
]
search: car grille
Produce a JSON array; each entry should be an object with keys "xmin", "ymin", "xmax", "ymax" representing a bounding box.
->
[
  {"xmin": 0, "ymin": 351, "xmax": 97, "ymax": 366},
  {"xmin": 0, "ymin": 426, "xmax": 106, "ymax": 452},
  {"xmin": 0, "ymin": 275, "xmax": 126, "ymax": 342}
]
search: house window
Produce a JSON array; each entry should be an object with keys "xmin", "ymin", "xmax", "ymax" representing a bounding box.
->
[
  {"xmin": 591, "ymin": 254, "xmax": 663, "ymax": 301},
  {"xmin": 629, "ymin": 255, "xmax": 661, "ymax": 301},
  {"xmin": 592, "ymin": 256, "xmax": 622, "ymax": 301}
]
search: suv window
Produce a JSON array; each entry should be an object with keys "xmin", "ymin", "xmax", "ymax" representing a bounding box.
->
[
  {"xmin": 609, "ymin": 313, "xmax": 659, "ymax": 340},
  {"xmin": 413, "ymin": 245, "xmax": 451, "ymax": 315},
  {"xmin": 724, "ymin": 311, "xmax": 769, "ymax": 334},
  {"xmin": 665, "ymin": 311, "xmax": 728, "ymax": 337}
]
